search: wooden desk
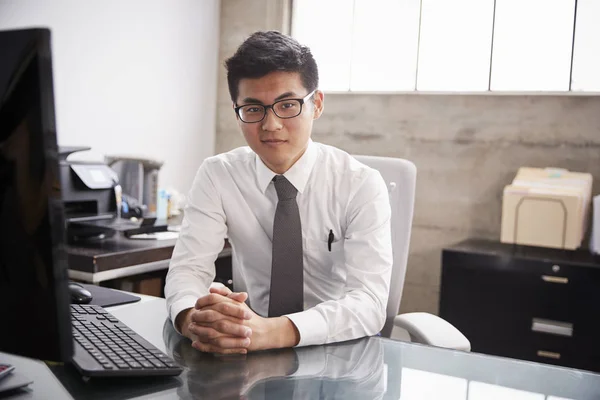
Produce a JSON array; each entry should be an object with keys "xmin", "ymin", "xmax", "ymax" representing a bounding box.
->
[{"xmin": 66, "ymin": 234, "xmax": 231, "ymax": 284}]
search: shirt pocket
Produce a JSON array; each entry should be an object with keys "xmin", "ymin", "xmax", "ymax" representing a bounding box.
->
[{"xmin": 303, "ymin": 236, "xmax": 346, "ymax": 284}]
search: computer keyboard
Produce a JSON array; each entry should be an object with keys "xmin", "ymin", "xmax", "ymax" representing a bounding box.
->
[{"xmin": 70, "ymin": 304, "xmax": 182, "ymax": 377}]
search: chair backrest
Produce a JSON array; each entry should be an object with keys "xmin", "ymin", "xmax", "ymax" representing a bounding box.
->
[{"xmin": 353, "ymin": 155, "xmax": 416, "ymax": 337}]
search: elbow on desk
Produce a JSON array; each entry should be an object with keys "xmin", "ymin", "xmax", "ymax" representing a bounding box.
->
[
  {"xmin": 373, "ymin": 304, "xmax": 387, "ymax": 335},
  {"xmin": 365, "ymin": 294, "xmax": 389, "ymax": 338},
  {"xmin": 357, "ymin": 294, "xmax": 388, "ymax": 338}
]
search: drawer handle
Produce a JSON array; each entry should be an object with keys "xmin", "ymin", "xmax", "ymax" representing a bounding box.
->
[
  {"xmin": 541, "ymin": 275, "xmax": 568, "ymax": 284},
  {"xmin": 537, "ymin": 350, "xmax": 561, "ymax": 360},
  {"xmin": 531, "ymin": 318, "xmax": 573, "ymax": 337}
]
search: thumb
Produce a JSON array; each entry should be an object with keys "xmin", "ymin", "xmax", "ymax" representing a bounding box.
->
[
  {"xmin": 229, "ymin": 291, "xmax": 248, "ymax": 303},
  {"xmin": 209, "ymin": 285, "xmax": 232, "ymax": 296}
]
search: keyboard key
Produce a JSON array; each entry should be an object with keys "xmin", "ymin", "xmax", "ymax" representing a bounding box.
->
[
  {"xmin": 149, "ymin": 359, "xmax": 166, "ymax": 368},
  {"xmin": 139, "ymin": 361, "xmax": 154, "ymax": 369},
  {"xmin": 155, "ymin": 354, "xmax": 172, "ymax": 362},
  {"xmin": 127, "ymin": 361, "xmax": 142, "ymax": 369}
]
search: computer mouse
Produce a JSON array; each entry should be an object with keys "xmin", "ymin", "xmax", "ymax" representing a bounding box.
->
[{"xmin": 69, "ymin": 283, "xmax": 93, "ymax": 304}]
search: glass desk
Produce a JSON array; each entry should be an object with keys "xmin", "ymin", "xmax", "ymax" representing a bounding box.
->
[
  {"xmin": 162, "ymin": 326, "xmax": 600, "ymax": 400},
  {"xmin": 46, "ymin": 298, "xmax": 600, "ymax": 400}
]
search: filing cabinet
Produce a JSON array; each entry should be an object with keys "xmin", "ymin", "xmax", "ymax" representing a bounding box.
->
[{"xmin": 440, "ymin": 238, "xmax": 600, "ymax": 373}]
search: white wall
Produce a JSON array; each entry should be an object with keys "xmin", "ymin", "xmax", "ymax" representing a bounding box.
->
[{"xmin": 0, "ymin": 0, "xmax": 220, "ymax": 194}]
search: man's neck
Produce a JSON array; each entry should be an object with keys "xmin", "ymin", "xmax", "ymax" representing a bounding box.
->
[{"xmin": 262, "ymin": 147, "xmax": 308, "ymax": 175}]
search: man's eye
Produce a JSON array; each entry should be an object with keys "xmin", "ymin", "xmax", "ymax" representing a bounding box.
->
[
  {"xmin": 281, "ymin": 102, "xmax": 297, "ymax": 109},
  {"xmin": 246, "ymin": 107, "xmax": 262, "ymax": 113}
]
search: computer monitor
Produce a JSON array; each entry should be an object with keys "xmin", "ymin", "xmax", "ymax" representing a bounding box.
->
[{"xmin": 0, "ymin": 28, "xmax": 73, "ymax": 362}]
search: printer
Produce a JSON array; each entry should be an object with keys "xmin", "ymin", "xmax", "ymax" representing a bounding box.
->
[{"xmin": 59, "ymin": 146, "xmax": 166, "ymax": 241}]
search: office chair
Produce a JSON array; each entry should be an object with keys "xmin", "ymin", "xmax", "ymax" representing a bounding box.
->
[{"xmin": 353, "ymin": 155, "xmax": 470, "ymax": 352}]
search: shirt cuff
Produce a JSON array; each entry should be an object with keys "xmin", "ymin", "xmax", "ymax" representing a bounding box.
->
[
  {"xmin": 285, "ymin": 309, "xmax": 328, "ymax": 347},
  {"xmin": 169, "ymin": 296, "xmax": 198, "ymax": 334}
]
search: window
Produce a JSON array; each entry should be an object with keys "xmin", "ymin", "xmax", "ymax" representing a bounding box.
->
[
  {"xmin": 570, "ymin": 0, "xmax": 600, "ymax": 91},
  {"xmin": 292, "ymin": 0, "xmax": 590, "ymax": 93},
  {"xmin": 351, "ymin": 0, "xmax": 421, "ymax": 91},
  {"xmin": 417, "ymin": 0, "xmax": 495, "ymax": 91},
  {"xmin": 292, "ymin": 0, "xmax": 354, "ymax": 91},
  {"xmin": 490, "ymin": 0, "xmax": 575, "ymax": 91}
]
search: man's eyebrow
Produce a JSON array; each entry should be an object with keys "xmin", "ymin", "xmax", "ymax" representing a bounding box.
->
[
  {"xmin": 240, "ymin": 92, "xmax": 298, "ymax": 105},
  {"xmin": 241, "ymin": 97, "xmax": 263, "ymax": 104},
  {"xmin": 273, "ymin": 92, "xmax": 296, "ymax": 101}
]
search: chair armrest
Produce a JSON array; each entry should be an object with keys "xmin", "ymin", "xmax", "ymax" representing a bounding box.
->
[{"xmin": 392, "ymin": 312, "xmax": 471, "ymax": 351}]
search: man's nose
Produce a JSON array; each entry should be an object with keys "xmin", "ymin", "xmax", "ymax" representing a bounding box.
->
[{"xmin": 261, "ymin": 107, "xmax": 283, "ymax": 131}]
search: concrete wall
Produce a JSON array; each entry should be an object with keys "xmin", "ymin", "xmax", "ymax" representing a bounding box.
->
[
  {"xmin": 0, "ymin": 0, "xmax": 221, "ymax": 194},
  {"xmin": 216, "ymin": 1, "xmax": 600, "ymax": 315}
]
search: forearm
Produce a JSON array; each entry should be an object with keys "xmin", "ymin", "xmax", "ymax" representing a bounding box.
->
[
  {"xmin": 287, "ymin": 287, "xmax": 388, "ymax": 347},
  {"xmin": 175, "ymin": 307, "xmax": 194, "ymax": 337},
  {"xmin": 249, "ymin": 316, "xmax": 300, "ymax": 351},
  {"xmin": 165, "ymin": 264, "xmax": 214, "ymax": 330},
  {"xmin": 167, "ymin": 160, "xmax": 227, "ymax": 328},
  {"xmin": 268, "ymin": 317, "xmax": 301, "ymax": 349}
]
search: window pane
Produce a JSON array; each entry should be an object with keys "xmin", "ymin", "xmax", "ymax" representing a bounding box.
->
[
  {"xmin": 571, "ymin": 0, "xmax": 600, "ymax": 91},
  {"xmin": 417, "ymin": 0, "xmax": 495, "ymax": 91},
  {"xmin": 490, "ymin": 0, "xmax": 575, "ymax": 91},
  {"xmin": 351, "ymin": 0, "xmax": 421, "ymax": 91},
  {"xmin": 292, "ymin": 0, "xmax": 353, "ymax": 91}
]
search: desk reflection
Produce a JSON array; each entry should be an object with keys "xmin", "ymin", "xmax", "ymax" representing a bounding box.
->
[{"xmin": 163, "ymin": 321, "xmax": 385, "ymax": 399}]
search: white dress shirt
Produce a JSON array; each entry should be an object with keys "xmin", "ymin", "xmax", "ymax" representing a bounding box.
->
[{"xmin": 165, "ymin": 140, "xmax": 393, "ymax": 347}]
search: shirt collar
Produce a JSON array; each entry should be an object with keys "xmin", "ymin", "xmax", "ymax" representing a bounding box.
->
[{"xmin": 255, "ymin": 139, "xmax": 318, "ymax": 195}]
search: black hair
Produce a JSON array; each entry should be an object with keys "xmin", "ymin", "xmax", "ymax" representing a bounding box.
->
[{"xmin": 225, "ymin": 31, "xmax": 319, "ymax": 103}]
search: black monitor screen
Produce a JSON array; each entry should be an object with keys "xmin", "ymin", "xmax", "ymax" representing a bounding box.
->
[{"xmin": 0, "ymin": 28, "xmax": 72, "ymax": 362}]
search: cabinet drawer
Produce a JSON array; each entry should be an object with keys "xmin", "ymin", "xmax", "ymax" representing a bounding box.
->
[
  {"xmin": 469, "ymin": 332, "xmax": 598, "ymax": 372},
  {"xmin": 440, "ymin": 265, "xmax": 533, "ymax": 343},
  {"xmin": 441, "ymin": 252, "xmax": 600, "ymax": 330}
]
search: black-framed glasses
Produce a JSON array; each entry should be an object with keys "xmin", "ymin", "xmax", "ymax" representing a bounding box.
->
[{"xmin": 234, "ymin": 90, "xmax": 316, "ymax": 123}]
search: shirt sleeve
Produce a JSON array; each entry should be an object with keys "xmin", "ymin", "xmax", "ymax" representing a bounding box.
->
[
  {"xmin": 164, "ymin": 160, "xmax": 227, "ymax": 333},
  {"xmin": 286, "ymin": 168, "xmax": 393, "ymax": 346}
]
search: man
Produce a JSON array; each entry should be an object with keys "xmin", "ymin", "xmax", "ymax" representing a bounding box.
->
[{"xmin": 165, "ymin": 31, "xmax": 392, "ymax": 355}]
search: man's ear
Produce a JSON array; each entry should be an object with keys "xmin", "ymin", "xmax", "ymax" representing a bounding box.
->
[{"xmin": 312, "ymin": 90, "xmax": 324, "ymax": 120}]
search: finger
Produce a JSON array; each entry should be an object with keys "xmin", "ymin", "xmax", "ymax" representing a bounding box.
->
[
  {"xmin": 210, "ymin": 285, "xmax": 233, "ymax": 296},
  {"xmin": 192, "ymin": 341, "xmax": 248, "ymax": 355},
  {"xmin": 206, "ymin": 301, "xmax": 252, "ymax": 320},
  {"xmin": 195, "ymin": 293, "xmax": 237, "ymax": 309},
  {"xmin": 211, "ymin": 336, "xmax": 251, "ymax": 349},
  {"xmin": 228, "ymin": 292, "xmax": 248, "ymax": 303},
  {"xmin": 190, "ymin": 309, "xmax": 246, "ymax": 326},
  {"xmin": 189, "ymin": 324, "xmax": 222, "ymax": 341},
  {"xmin": 209, "ymin": 287, "xmax": 248, "ymax": 304},
  {"xmin": 190, "ymin": 322, "xmax": 251, "ymax": 340}
]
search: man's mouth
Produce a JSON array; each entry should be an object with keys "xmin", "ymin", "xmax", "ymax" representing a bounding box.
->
[{"xmin": 261, "ymin": 139, "xmax": 287, "ymax": 145}]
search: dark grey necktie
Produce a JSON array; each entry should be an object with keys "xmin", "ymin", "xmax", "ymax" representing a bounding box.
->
[{"xmin": 268, "ymin": 175, "xmax": 304, "ymax": 317}]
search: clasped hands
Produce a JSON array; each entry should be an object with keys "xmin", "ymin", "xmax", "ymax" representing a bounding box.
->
[{"xmin": 179, "ymin": 286, "xmax": 300, "ymax": 355}]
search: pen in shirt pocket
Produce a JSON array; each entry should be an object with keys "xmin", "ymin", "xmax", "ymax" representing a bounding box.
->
[{"xmin": 328, "ymin": 229, "xmax": 334, "ymax": 252}]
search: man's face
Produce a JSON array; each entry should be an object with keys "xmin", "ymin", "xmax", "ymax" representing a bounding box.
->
[{"xmin": 235, "ymin": 71, "xmax": 324, "ymax": 174}]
